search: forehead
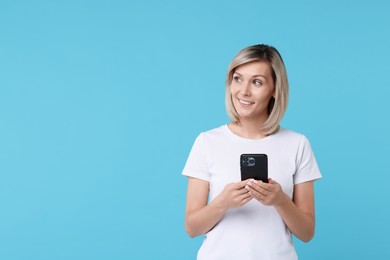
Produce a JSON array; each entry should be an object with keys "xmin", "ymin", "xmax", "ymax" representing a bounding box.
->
[{"xmin": 234, "ymin": 61, "xmax": 272, "ymax": 78}]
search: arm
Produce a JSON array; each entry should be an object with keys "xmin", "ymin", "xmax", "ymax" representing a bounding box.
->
[
  {"xmin": 246, "ymin": 179, "xmax": 316, "ymax": 242},
  {"xmin": 185, "ymin": 177, "xmax": 252, "ymax": 238}
]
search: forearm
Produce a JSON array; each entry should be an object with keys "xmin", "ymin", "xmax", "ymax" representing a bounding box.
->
[
  {"xmin": 275, "ymin": 194, "xmax": 315, "ymax": 242},
  {"xmin": 185, "ymin": 199, "xmax": 228, "ymax": 238}
]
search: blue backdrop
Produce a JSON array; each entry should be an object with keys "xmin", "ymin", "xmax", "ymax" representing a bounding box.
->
[{"xmin": 1, "ymin": 0, "xmax": 389, "ymax": 259}]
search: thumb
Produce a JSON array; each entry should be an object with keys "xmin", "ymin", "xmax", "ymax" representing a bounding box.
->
[{"xmin": 237, "ymin": 179, "xmax": 253, "ymax": 188}]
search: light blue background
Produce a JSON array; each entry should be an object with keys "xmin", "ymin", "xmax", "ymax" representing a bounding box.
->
[{"xmin": 1, "ymin": 0, "xmax": 389, "ymax": 259}]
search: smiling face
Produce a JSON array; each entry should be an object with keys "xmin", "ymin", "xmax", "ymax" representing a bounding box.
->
[{"xmin": 230, "ymin": 61, "xmax": 275, "ymax": 123}]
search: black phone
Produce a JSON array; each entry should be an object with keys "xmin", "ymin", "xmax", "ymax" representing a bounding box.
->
[{"xmin": 240, "ymin": 154, "xmax": 268, "ymax": 182}]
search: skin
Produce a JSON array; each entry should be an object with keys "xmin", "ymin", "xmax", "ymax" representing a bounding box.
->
[{"xmin": 185, "ymin": 61, "xmax": 316, "ymax": 242}]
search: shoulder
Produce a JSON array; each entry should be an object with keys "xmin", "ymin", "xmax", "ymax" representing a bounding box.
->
[
  {"xmin": 190, "ymin": 125, "xmax": 230, "ymax": 150},
  {"xmin": 274, "ymin": 127, "xmax": 306, "ymax": 141},
  {"xmin": 198, "ymin": 125, "xmax": 228, "ymax": 139},
  {"xmin": 271, "ymin": 128, "xmax": 315, "ymax": 151}
]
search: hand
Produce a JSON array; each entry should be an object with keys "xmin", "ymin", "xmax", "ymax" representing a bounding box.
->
[
  {"xmin": 245, "ymin": 178, "xmax": 287, "ymax": 206},
  {"xmin": 213, "ymin": 180, "xmax": 253, "ymax": 210}
]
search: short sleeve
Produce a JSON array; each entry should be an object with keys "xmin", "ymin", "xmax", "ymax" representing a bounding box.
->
[
  {"xmin": 182, "ymin": 133, "xmax": 210, "ymax": 182},
  {"xmin": 293, "ymin": 135, "xmax": 322, "ymax": 184}
]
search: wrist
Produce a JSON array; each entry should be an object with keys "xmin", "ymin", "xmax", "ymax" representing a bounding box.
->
[
  {"xmin": 274, "ymin": 193, "xmax": 290, "ymax": 208},
  {"xmin": 210, "ymin": 196, "xmax": 229, "ymax": 213}
]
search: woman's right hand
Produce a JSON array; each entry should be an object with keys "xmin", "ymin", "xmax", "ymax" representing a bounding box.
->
[
  {"xmin": 185, "ymin": 178, "xmax": 253, "ymax": 237},
  {"xmin": 212, "ymin": 180, "xmax": 253, "ymax": 210}
]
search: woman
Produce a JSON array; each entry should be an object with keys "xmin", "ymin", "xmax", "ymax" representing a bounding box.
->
[{"xmin": 182, "ymin": 44, "xmax": 322, "ymax": 260}]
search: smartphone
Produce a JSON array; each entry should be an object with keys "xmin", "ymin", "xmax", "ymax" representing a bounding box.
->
[{"xmin": 240, "ymin": 154, "xmax": 268, "ymax": 182}]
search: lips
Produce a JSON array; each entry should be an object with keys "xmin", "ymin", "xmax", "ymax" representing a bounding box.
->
[{"xmin": 238, "ymin": 98, "xmax": 255, "ymax": 105}]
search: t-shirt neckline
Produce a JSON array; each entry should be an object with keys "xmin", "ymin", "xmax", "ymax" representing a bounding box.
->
[{"xmin": 223, "ymin": 124, "xmax": 278, "ymax": 142}]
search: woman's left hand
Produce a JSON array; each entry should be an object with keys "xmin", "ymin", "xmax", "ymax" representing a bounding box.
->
[{"xmin": 245, "ymin": 178, "xmax": 287, "ymax": 206}]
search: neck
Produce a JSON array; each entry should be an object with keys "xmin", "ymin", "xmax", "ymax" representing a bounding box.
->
[{"xmin": 229, "ymin": 118, "xmax": 268, "ymax": 139}]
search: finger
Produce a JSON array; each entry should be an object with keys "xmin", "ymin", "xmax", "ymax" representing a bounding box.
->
[
  {"xmin": 236, "ymin": 187, "xmax": 252, "ymax": 196},
  {"xmin": 249, "ymin": 187, "xmax": 269, "ymax": 200},
  {"xmin": 231, "ymin": 189, "xmax": 250, "ymax": 199},
  {"xmin": 269, "ymin": 178, "xmax": 277, "ymax": 184},
  {"xmin": 248, "ymin": 189, "xmax": 265, "ymax": 202},
  {"xmin": 235, "ymin": 179, "xmax": 254, "ymax": 189},
  {"xmin": 268, "ymin": 178, "xmax": 281, "ymax": 188},
  {"xmin": 238, "ymin": 192, "xmax": 252, "ymax": 202},
  {"xmin": 242, "ymin": 196, "xmax": 253, "ymax": 204},
  {"xmin": 253, "ymin": 180, "xmax": 272, "ymax": 192},
  {"xmin": 247, "ymin": 180, "xmax": 270, "ymax": 195}
]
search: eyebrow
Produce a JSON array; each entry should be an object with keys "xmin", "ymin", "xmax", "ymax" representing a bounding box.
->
[{"xmin": 233, "ymin": 71, "xmax": 267, "ymax": 79}]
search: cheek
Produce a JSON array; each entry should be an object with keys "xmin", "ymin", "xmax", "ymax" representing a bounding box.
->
[
  {"xmin": 230, "ymin": 85, "xmax": 238, "ymax": 98},
  {"xmin": 254, "ymin": 91, "xmax": 274, "ymax": 106}
]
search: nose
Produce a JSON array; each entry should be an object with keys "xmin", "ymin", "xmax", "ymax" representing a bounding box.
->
[{"xmin": 242, "ymin": 82, "xmax": 251, "ymax": 96}]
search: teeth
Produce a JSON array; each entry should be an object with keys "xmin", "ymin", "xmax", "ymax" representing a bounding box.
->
[{"xmin": 239, "ymin": 99, "xmax": 254, "ymax": 105}]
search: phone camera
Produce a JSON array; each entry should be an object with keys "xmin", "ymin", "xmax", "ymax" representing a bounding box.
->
[{"xmin": 242, "ymin": 156, "xmax": 256, "ymax": 167}]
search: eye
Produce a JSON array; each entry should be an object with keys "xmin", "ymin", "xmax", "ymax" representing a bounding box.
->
[
  {"xmin": 233, "ymin": 76, "xmax": 242, "ymax": 83},
  {"xmin": 253, "ymin": 79, "xmax": 262, "ymax": 86}
]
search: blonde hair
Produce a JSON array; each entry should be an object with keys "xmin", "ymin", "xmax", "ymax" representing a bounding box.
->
[{"xmin": 225, "ymin": 44, "xmax": 289, "ymax": 135}]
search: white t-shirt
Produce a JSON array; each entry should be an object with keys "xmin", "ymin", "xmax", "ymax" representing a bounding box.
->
[{"xmin": 182, "ymin": 125, "xmax": 322, "ymax": 260}]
